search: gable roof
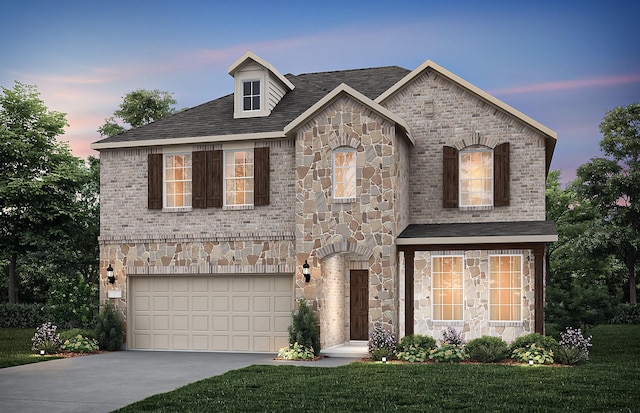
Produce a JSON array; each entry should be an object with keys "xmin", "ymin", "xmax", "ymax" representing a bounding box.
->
[
  {"xmin": 228, "ymin": 50, "xmax": 295, "ymax": 91},
  {"xmin": 91, "ymin": 65, "xmax": 410, "ymax": 150},
  {"xmin": 376, "ymin": 60, "xmax": 558, "ymax": 172}
]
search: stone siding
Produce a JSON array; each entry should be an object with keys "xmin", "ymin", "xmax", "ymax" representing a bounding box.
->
[{"xmin": 382, "ymin": 69, "xmax": 547, "ymax": 223}]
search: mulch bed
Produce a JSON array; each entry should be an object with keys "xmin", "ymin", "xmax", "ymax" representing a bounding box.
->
[{"xmin": 53, "ymin": 351, "xmax": 108, "ymax": 358}]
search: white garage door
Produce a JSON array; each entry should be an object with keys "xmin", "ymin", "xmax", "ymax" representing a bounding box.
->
[{"xmin": 129, "ymin": 275, "xmax": 293, "ymax": 352}]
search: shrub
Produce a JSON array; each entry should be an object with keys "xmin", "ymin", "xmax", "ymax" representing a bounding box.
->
[
  {"xmin": 31, "ymin": 322, "xmax": 61, "ymax": 354},
  {"xmin": 0, "ymin": 303, "xmax": 52, "ymax": 328},
  {"xmin": 60, "ymin": 328, "xmax": 96, "ymax": 341},
  {"xmin": 61, "ymin": 334, "xmax": 100, "ymax": 353},
  {"xmin": 46, "ymin": 273, "xmax": 99, "ymax": 329},
  {"xmin": 466, "ymin": 336, "xmax": 510, "ymax": 363},
  {"xmin": 509, "ymin": 333, "xmax": 558, "ymax": 354},
  {"xmin": 440, "ymin": 326, "xmax": 465, "ymax": 346},
  {"xmin": 288, "ymin": 299, "xmax": 320, "ymax": 356},
  {"xmin": 368, "ymin": 326, "xmax": 396, "ymax": 361},
  {"xmin": 429, "ymin": 344, "xmax": 468, "ymax": 363},
  {"xmin": 94, "ymin": 302, "xmax": 122, "ymax": 351},
  {"xmin": 277, "ymin": 342, "xmax": 315, "ymax": 360},
  {"xmin": 396, "ymin": 334, "xmax": 436, "ymax": 363},
  {"xmin": 610, "ymin": 303, "xmax": 640, "ymax": 325},
  {"xmin": 555, "ymin": 327, "xmax": 592, "ymax": 365},
  {"xmin": 512, "ymin": 343, "xmax": 554, "ymax": 364}
]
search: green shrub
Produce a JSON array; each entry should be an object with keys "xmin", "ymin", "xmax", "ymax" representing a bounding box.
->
[
  {"xmin": 610, "ymin": 303, "xmax": 640, "ymax": 325},
  {"xmin": 512, "ymin": 343, "xmax": 554, "ymax": 364},
  {"xmin": 395, "ymin": 334, "xmax": 436, "ymax": 363},
  {"xmin": 0, "ymin": 303, "xmax": 52, "ymax": 328},
  {"xmin": 46, "ymin": 273, "xmax": 99, "ymax": 329},
  {"xmin": 94, "ymin": 302, "xmax": 122, "ymax": 351},
  {"xmin": 368, "ymin": 326, "xmax": 396, "ymax": 361},
  {"xmin": 60, "ymin": 328, "xmax": 96, "ymax": 341},
  {"xmin": 287, "ymin": 299, "xmax": 320, "ymax": 356},
  {"xmin": 509, "ymin": 333, "xmax": 558, "ymax": 354},
  {"xmin": 31, "ymin": 322, "xmax": 61, "ymax": 354},
  {"xmin": 429, "ymin": 344, "xmax": 468, "ymax": 363},
  {"xmin": 60, "ymin": 334, "xmax": 100, "ymax": 353},
  {"xmin": 466, "ymin": 336, "xmax": 510, "ymax": 363},
  {"xmin": 277, "ymin": 342, "xmax": 315, "ymax": 360}
]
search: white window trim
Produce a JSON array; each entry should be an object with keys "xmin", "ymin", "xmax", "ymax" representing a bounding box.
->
[
  {"xmin": 223, "ymin": 149, "xmax": 255, "ymax": 210},
  {"xmin": 162, "ymin": 152, "xmax": 192, "ymax": 211},
  {"xmin": 459, "ymin": 146, "xmax": 493, "ymax": 208},
  {"xmin": 234, "ymin": 70, "xmax": 269, "ymax": 118},
  {"xmin": 430, "ymin": 254, "xmax": 465, "ymax": 322},
  {"xmin": 488, "ymin": 254, "xmax": 523, "ymax": 323},
  {"xmin": 333, "ymin": 147, "xmax": 357, "ymax": 203}
]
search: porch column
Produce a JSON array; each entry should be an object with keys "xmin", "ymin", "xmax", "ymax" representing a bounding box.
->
[
  {"xmin": 404, "ymin": 250, "xmax": 415, "ymax": 336},
  {"xmin": 533, "ymin": 246, "xmax": 545, "ymax": 334}
]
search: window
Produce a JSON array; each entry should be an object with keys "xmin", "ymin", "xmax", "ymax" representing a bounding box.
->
[
  {"xmin": 489, "ymin": 255, "xmax": 522, "ymax": 321},
  {"xmin": 333, "ymin": 148, "xmax": 356, "ymax": 199},
  {"xmin": 459, "ymin": 147, "xmax": 492, "ymax": 207},
  {"xmin": 224, "ymin": 150, "xmax": 254, "ymax": 206},
  {"xmin": 164, "ymin": 154, "xmax": 192, "ymax": 208},
  {"xmin": 242, "ymin": 80, "xmax": 260, "ymax": 111},
  {"xmin": 432, "ymin": 256, "xmax": 464, "ymax": 321}
]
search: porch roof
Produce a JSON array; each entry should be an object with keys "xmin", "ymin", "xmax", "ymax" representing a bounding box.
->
[{"xmin": 397, "ymin": 221, "xmax": 558, "ymax": 246}]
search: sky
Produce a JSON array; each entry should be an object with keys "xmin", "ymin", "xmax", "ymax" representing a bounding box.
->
[{"xmin": 1, "ymin": 0, "xmax": 639, "ymax": 184}]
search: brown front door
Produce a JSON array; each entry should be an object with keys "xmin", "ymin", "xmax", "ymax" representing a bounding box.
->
[{"xmin": 350, "ymin": 270, "xmax": 369, "ymax": 340}]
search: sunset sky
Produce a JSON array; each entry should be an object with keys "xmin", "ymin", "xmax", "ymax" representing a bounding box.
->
[{"xmin": 1, "ymin": 0, "xmax": 638, "ymax": 183}]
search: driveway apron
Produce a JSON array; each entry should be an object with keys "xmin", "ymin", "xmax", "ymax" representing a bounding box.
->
[{"xmin": 0, "ymin": 351, "xmax": 357, "ymax": 413}]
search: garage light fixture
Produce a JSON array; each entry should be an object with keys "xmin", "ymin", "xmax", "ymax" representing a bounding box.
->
[
  {"xmin": 107, "ymin": 264, "xmax": 115, "ymax": 284},
  {"xmin": 302, "ymin": 260, "xmax": 311, "ymax": 283}
]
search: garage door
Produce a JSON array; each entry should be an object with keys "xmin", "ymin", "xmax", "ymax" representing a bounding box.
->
[{"xmin": 129, "ymin": 275, "xmax": 293, "ymax": 352}]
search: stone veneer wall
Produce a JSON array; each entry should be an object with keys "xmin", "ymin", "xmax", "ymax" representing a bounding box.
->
[
  {"xmin": 382, "ymin": 69, "xmax": 548, "ymax": 224},
  {"xmin": 295, "ymin": 96, "xmax": 407, "ymax": 341},
  {"xmin": 413, "ymin": 249, "xmax": 536, "ymax": 343}
]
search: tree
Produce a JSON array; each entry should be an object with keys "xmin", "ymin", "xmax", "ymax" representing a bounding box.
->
[
  {"xmin": 0, "ymin": 82, "xmax": 96, "ymax": 305},
  {"xmin": 98, "ymin": 89, "xmax": 177, "ymax": 137},
  {"xmin": 575, "ymin": 103, "xmax": 640, "ymax": 303}
]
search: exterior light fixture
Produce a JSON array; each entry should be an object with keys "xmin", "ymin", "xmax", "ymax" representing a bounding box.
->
[
  {"xmin": 529, "ymin": 359, "xmax": 534, "ymax": 366},
  {"xmin": 107, "ymin": 264, "xmax": 115, "ymax": 284},
  {"xmin": 39, "ymin": 349, "xmax": 45, "ymax": 356},
  {"xmin": 302, "ymin": 260, "xmax": 310, "ymax": 283},
  {"xmin": 382, "ymin": 356, "xmax": 387, "ymax": 363}
]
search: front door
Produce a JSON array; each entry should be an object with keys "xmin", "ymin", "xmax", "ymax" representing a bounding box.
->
[{"xmin": 350, "ymin": 270, "xmax": 369, "ymax": 340}]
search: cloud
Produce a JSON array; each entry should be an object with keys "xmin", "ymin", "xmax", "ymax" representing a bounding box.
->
[{"xmin": 491, "ymin": 73, "xmax": 640, "ymax": 95}]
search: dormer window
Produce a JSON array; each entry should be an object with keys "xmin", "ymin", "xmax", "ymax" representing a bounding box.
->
[{"xmin": 243, "ymin": 80, "xmax": 261, "ymax": 111}]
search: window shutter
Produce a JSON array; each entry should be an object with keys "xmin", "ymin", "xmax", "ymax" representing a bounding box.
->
[
  {"xmin": 148, "ymin": 153, "xmax": 163, "ymax": 209},
  {"xmin": 442, "ymin": 146, "xmax": 459, "ymax": 208},
  {"xmin": 254, "ymin": 147, "xmax": 270, "ymax": 206},
  {"xmin": 207, "ymin": 150, "xmax": 223, "ymax": 208},
  {"xmin": 494, "ymin": 142, "xmax": 510, "ymax": 206},
  {"xmin": 192, "ymin": 151, "xmax": 207, "ymax": 208}
]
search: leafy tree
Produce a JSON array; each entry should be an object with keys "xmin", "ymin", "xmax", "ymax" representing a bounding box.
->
[
  {"xmin": 98, "ymin": 89, "xmax": 177, "ymax": 137},
  {"xmin": 576, "ymin": 104, "xmax": 640, "ymax": 303}
]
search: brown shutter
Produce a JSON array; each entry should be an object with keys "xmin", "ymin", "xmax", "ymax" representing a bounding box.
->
[
  {"xmin": 192, "ymin": 151, "xmax": 206, "ymax": 208},
  {"xmin": 254, "ymin": 147, "xmax": 270, "ymax": 206},
  {"xmin": 494, "ymin": 142, "xmax": 510, "ymax": 206},
  {"xmin": 207, "ymin": 150, "xmax": 223, "ymax": 208},
  {"xmin": 148, "ymin": 153, "xmax": 163, "ymax": 209},
  {"xmin": 442, "ymin": 146, "xmax": 459, "ymax": 208}
]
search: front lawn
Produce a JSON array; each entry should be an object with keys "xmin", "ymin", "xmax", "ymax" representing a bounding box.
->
[
  {"xmin": 0, "ymin": 328, "xmax": 61, "ymax": 368},
  {"xmin": 116, "ymin": 325, "xmax": 639, "ymax": 412}
]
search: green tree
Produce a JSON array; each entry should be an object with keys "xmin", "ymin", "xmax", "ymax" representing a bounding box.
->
[
  {"xmin": 98, "ymin": 89, "xmax": 177, "ymax": 137},
  {"xmin": 576, "ymin": 104, "xmax": 640, "ymax": 303}
]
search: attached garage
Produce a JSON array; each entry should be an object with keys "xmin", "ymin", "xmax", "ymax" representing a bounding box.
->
[{"xmin": 129, "ymin": 275, "xmax": 293, "ymax": 352}]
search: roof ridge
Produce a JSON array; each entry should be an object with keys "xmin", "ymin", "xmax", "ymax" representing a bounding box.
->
[{"xmin": 290, "ymin": 65, "xmax": 406, "ymax": 77}]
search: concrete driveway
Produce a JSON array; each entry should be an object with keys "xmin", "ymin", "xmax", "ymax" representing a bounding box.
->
[{"xmin": 0, "ymin": 351, "xmax": 357, "ymax": 413}]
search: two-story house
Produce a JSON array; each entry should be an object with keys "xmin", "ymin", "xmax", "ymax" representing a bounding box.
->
[{"xmin": 92, "ymin": 51, "xmax": 557, "ymax": 353}]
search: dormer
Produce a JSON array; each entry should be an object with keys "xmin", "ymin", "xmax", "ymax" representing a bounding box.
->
[{"xmin": 228, "ymin": 51, "xmax": 295, "ymax": 119}]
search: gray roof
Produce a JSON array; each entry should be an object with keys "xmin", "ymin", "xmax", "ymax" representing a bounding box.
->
[
  {"xmin": 94, "ymin": 66, "xmax": 411, "ymax": 145},
  {"xmin": 398, "ymin": 221, "xmax": 558, "ymax": 239}
]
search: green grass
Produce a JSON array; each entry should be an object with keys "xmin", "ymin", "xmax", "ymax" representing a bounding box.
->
[
  {"xmin": 0, "ymin": 328, "xmax": 62, "ymax": 368},
  {"xmin": 116, "ymin": 325, "xmax": 640, "ymax": 413}
]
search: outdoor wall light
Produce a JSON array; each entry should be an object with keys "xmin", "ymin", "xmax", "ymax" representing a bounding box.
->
[
  {"xmin": 107, "ymin": 264, "xmax": 115, "ymax": 284},
  {"xmin": 302, "ymin": 260, "xmax": 311, "ymax": 283}
]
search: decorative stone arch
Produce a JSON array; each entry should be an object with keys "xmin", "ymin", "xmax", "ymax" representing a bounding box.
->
[
  {"xmin": 315, "ymin": 239, "xmax": 375, "ymax": 261},
  {"xmin": 452, "ymin": 131, "xmax": 501, "ymax": 151},
  {"xmin": 326, "ymin": 130, "xmax": 363, "ymax": 151}
]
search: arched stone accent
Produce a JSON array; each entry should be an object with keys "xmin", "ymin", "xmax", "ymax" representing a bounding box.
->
[
  {"xmin": 316, "ymin": 240, "xmax": 375, "ymax": 261},
  {"xmin": 452, "ymin": 131, "xmax": 501, "ymax": 150}
]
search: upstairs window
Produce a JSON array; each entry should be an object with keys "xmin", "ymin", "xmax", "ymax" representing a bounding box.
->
[
  {"xmin": 164, "ymin": 154, "xmax": 192, "ymax": 208},
  {"xmin": 224, "ymin": 150, "xmax": 254, "ymax": 206},
  {"xmin": 333, "ymin": 148, "xmax": 356, "ymax": 200},
  {"xmin": 242, "ymin": 80, "xmax": 260, "ymax": 111},
  {"xmin": 459, "ymin": 147, "xmax": 493, "ymax": 207}
]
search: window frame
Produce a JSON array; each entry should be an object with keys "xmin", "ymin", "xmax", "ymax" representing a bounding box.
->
[
  {"xmin": 333, "ymin": 147, "xmax": 357, "ymax": 201},
  {"xmin": 459, "ymin": 146, "xmax": 494, "ymax": 208},
  {"xmin": 242, "ymin": 79, "xmax": 261, "ymax": 112},
  {"xmin": 431, "ymin": 255, "xmax": 465, "ymax": 322},
  {"xmin": 223, "ymin": 149, "xmax": 255, "ymax": 208},
  {"xmin": 488, "ymin": 254, "xmax": 523, "ymax": 322},
  {"xmin": 163, "ymin": 153, "xmax": 192, "ymax": 210}
]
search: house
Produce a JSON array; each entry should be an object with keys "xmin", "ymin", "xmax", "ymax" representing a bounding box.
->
[{"xmin": 91, "ymin": 51, "xmax": 558, "ymax": 353}]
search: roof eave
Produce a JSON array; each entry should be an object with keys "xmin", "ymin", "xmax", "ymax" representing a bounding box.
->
[{"xmin": 396, "ymin": 234, "xmax": 558, "ymax": 246}]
